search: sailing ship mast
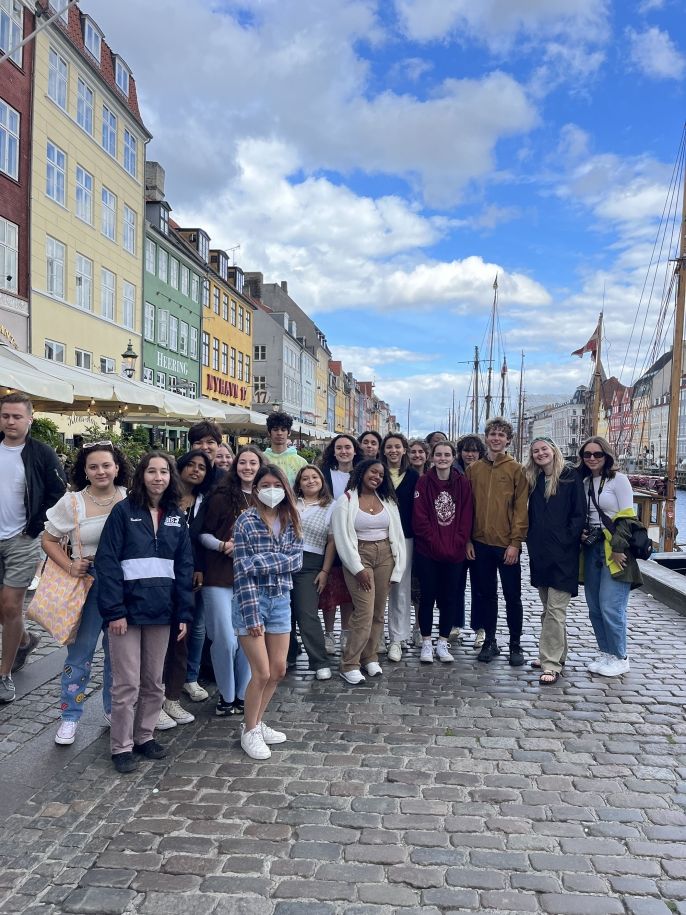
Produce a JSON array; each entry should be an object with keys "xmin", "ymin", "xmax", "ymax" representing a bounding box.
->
[
  {"xmin": 484, "ymin": 276, "xmax": 497, "ymax": 420},
  {"xmin": 591, "ymin": 312, "xmax": 603, "ymax": 437},
  {"xmin": 472, "ymin": 346, "xmax": 479, "ymax": 433},
  {"xmin": 516, "ymin": 352, "xmax": 525, "ymax": 461}
]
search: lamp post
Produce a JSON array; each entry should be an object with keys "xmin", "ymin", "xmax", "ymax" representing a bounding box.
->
[{"xmin": 121, "ymin": 340, "xmax": 138, "ymax": 379}]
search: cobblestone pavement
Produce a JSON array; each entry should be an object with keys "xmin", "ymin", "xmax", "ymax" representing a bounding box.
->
[{"xmin": 1, "ymin": 561, "xmax": 685, "ymax": 915}]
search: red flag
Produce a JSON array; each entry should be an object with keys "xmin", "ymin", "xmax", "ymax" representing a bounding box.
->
[{"xmin": 572, "ymin": 321, "xmax": 599, "ymax": 359}]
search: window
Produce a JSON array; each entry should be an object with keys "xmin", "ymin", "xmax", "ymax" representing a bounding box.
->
[
  {"xmin": 237, "ymin": 351, "xmax": 244, "ymax": 381},
  {"xmin": 254, "ymin": 345, "xmax": 266, "ymax": 361},
  {"xmin": 198, "ymin": 233, "xmax": 209, "ymax": 262},
  {"xmin": 0, "ymin": 100, "xmax": 19, "ymax": 180},
  {"xmin": 245, "ymin": 310, "xmax": 251, "ymax": 337},
  {"xmin": 123, "ymin": 205, "xmax": 136, "ymax": 254},
  {"xmin": 48, "ymin": 48, "xmax": 67, "ymax": 109},
  {"xmin": 46, "ymin": 142, "xmax": 66, "ymax": 205},
  {"xmin": 122, "ymin": 281, "xmax": 135, "ymax": 329},
  {"xmin": 101, "ymin": 187, "xmax": 116, "ymax": 241},
  {"xmin": 230, "ymin": 299, "xmax": 237, "ymax": 326},
  {"xmin": 179, "ymin": 321, "xmax": 188, "ymax": 356},
  {"xmin": 245, "ymin": 355, "xmax": 251, "ymax": 383},
  {"xmin": 75, "ymin": 349, "xmax": 91, "ymax": 370},
  {"xmin": 238, "ymin": 305, "xmax": 244, "ymax": 332},
  {"xmin": 158, "ymin": 247, "xmax": 168, "ymax": 282},
  {"xmin": 123, "ymin": 130, "xmax": 137, "ymax": 177},
  {"xmin": 102, "ymin": 105, "xmax": 116, "ymax": 157},
  {"xmin": 0, "ymin": 0, "xmax": 23, "ymax": 66},
  {"xmin": 202, "ymin": 279, "xmax": 209, "ymax": 308},
  {"xmin": 100, "ymin": 268, "xmax": 115, "ymax": 320},
  {"xmin": 169, "ymin": 258, "xmax": 179, "ymax": 289},
  {"xmin": 46, "ymin": 236, "xmax": 65, "ymax": 298},
  {"xmin": 190, "ymin": 327, "xmax": 199, "ymax": 360},
  {"xmin": 212, "ymin": 337, "xmax": 219, "ymax": 371},
  {"xmin": 191, "ymin": 274, "xmax": 199, "ymax": 303},
  {"xmin": 0, "ymin": 216, "xmax": 18, "ymax": 294},
  {"xmin": 180, "ymin": 265, "xmax": 189, "ymax": 296},
  {"xmin": 230, "ymin": 347, "xmax": 236, "ymax": 377},
  {"xmin": 100, "ymin": 356, "xmax": 115, "ymax": 374},
  {"xmin": 145, "ymin": 238, "xmax": 156, "ymax": 274},
  {"xmin": 58, "ymin": 5, "xmax": 69, "ymax": 25},
  {"xmin": 155, "ymin": 371, "xmax": 166, "ymax": 389},
  {"xmin": 45, "ymin": 339, "xmax": 65, "ymax": 362},
  {"xmin": 84, "ymin": 19, "xmax": 101, "ymax": 62},
  {"xmin": 157, "ymin": 308, "xmax": 169, "ymax": 346},
  {"xmin": 221, "ymin": 343, "xmax": 228, "ymax": 375},
  {"xmin": 188, "ymin": 381, "xmax": 197, "ymax": 398},
  {"xmin": 75, "ymin": 253, "xmax": 92, "ymax": 311},
  {"xmin": 213, "ymin": 287, "xmax": 220, "ymax": 313},
  {"xmin": 115, "ymin": 59, "xmax": 130, "ymax": 96},
  {"xmin": 160, "ymin": 206, "xmax": 168, "ymax": 235},
  {"xmin": 76, "ymin": 79, "xmax": 94, "ymax": 135},
  {"xmin": 144, "ymin": 301, "xmax": 155, "ymax": 341},
  {"xmin": 222, "ymin": 294, "xmax": 229, "ymax": 321},
  {"xmin": 201, "ymin": 331, "xmax": 209, "ymax": 367},
  {"xmin": 143, "ymin": 367, "xmax": 153, "ymax": 385},
  {"xmin": 254, "ymin": 375, "xmax": 266, "ymax": 393},
  {"xmin": 75, "ymin": 166, "xmax": 93, "ymax": 224},
  {"xmin": 169, "ymin": 314, "xmax": 178, "ymax": 351}
]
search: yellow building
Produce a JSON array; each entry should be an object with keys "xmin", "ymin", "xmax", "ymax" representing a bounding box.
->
[
  {"xmin": 30, "ymin": 5, "xmax": 150, "ymax": 377},
  {"xmin": 199, "ymin": 249, "xmax": 254, "ymax": 407}
]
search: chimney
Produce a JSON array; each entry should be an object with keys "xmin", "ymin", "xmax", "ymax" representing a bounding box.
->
[
  {"xmin": 145, "ymin": 161, "xmax": 166, "ymax": 203},
  {"xmin": 245, "ymin": 272, "xmax": 263, "ymax": 301},
  {"xmin": 281, "ymin": 280, "xmax": 288, "ymax": 294}
]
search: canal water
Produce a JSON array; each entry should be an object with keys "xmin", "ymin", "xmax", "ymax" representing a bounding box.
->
[{"xmin": 676, "ymin": 491, "xmax": 685, "ymax": 546}]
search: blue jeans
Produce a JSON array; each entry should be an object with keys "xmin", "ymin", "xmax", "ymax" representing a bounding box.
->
[
  {"xmin": 60, "ymin": 574, "xmax": 111, "ymax": 721},
  {"xmin": 232, "ymin": 591, "xmax": 291, "ymax": 636},
  {"xmin": 583, "ymin": 539, "xmax": 630, "ymax": 659},
  {"xmin": 185, "ymin": 590, "xmax": 205, "ymax": 683},
  {"xmin": 203, "ymin": 586, "xmax": 251, "ymax": 703}
]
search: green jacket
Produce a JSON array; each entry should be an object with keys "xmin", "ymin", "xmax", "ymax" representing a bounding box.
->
[{"xmin": 579, "ymin": 507, "xmax": 643, "ymax": 589}]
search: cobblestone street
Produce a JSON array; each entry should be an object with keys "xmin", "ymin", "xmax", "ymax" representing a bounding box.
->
[{"xmin": 1, "ymin": 562, "xmax": 685, "ymax": 915}]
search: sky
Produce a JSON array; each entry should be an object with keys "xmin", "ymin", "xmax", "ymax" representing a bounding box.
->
[{"xmin": 84, "ymin": 0, "xmax": 686, "ymax": 436}]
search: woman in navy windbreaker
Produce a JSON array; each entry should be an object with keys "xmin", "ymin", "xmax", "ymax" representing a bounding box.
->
[{"xmin": 96, "ymin": 451, "xmax": 194, "ymax": 774}]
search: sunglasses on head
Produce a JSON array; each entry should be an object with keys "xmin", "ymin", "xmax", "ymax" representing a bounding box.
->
[
  {"xmin": 83, "ymin": 440, "xmax": 113, "ymax": 450},
  {"xmin": 583, "ymin": 450, "xmax": 605, "ymax": 459}
]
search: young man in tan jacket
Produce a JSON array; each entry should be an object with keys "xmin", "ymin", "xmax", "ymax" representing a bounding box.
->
[{"xmin": 466, "ymin": 417, "xmax": 529, "ymax": 666}]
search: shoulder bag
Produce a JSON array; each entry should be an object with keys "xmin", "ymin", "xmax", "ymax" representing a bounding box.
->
[{"xmin": 588, "ymin": 482, "xmax": 652, "ymax": 561}]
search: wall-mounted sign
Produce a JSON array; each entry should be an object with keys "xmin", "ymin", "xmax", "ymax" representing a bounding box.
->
[
  {"xmin": 206, "ymin": 374, "xmax": 248, "ymax": 401},
  {"xmin": 0, "ymin": 324, "xmax": 19, "ymax": 349}
]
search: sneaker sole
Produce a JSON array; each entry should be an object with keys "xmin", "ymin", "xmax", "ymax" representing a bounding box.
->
[
  {"xmin": 437, "ymin": 656, "xmax": 454, "ymax": 663},
  {"xmin": 155, "ymin": 720, "xmax": 177, "ymax": 730},
  {"xmin": 420, "ymin": 657, "xmax": 434, "ymax": 664},
  {"xmin": 339, "ymin": 672, "xmax": 366, "ymax": 684},
  {"xmin": 54, "ymin": 735, "xmax": 76, "ymax": 745},
  {"xmin": 241, "ymin": 742, "xmax": 271, "ymax": 759}
]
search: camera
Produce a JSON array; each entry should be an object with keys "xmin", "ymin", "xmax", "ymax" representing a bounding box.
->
[{"xmin": 584, "ymin": 527, "xmax": 602, "ymax": 548}]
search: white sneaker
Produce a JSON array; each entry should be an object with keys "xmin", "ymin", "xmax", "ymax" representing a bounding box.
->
[
  {"xmin": 412, "ymin": 626, "xmax": 423, "ymax": 648},
  {"xmin": 387, "ymin": 641, "xmax": 402, "ymax": 662},
  {"xmin": 241, "ymin": 724, "xmax": 271, "ymax": 759},
  {"xmin": 163, "ymin": 699, "xmax": 195, "ymax": 724},
  {"xmin": 156, "ymin": 708, "xmax": 178, "ymax": 730},
  {"xmin": 448, "ymin": 627, "xmax": 461, "ymax": 644},
  {"xmin": 339, "ymin": 669, "xmax": 366, "ymax": 685},
  {"xmin": 28, "ymin": 576, "xmax": 40, "ymax": 592},
  {"xmin": 436, "ymin": 640, "xmax": 454, "ymax": 663},
  {"xmin": 315, "ymin": 667, "xmax": 332, "ymax": 680},
  {"xmin": 182, "ymin": 681, "xmax": 209, "ymax": 702},
  {"xmin": 324, "ymin": 632, "xmax": 337, "ymax": 655},
  {"xmin": 376, "ymin": 634, "xmax": 387, "ymax": 654},
  {"xmin": 596, "ymin": 656, "xmax": 630, "ymax": 677},
  {"xmin": 588, "ymin": 652, "xmax": 610, "ymax": 673},
  {"xmin": 55, "ymin": 720, "xmax": 78, "ymax": 745},
  {"xmin": 364, "ymin": 661, "xmax": 383, "ymax": 677},
  {"xmin": 420, "ymin": 641, "xmax": 434, "ymax": 664},
  {"xmin": 473, "ymin": 629, "xmax": 486, "ymax": 650},
  {"xmin": 261, "ymin": 721, "xmax": 287, "ymax": 744}
]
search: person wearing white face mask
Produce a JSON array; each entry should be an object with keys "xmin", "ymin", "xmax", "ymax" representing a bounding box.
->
[{"xmin": 232, "ymin": 464, "xmax": 303, "ymax": 759}]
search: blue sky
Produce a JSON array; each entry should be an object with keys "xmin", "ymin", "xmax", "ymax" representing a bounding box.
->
[{"xmin": 86, "ymin": 0, "xmax": 686, "ymax": 435}]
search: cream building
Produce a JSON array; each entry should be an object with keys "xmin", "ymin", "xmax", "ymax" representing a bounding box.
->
[{"xmin": 30, "ymin": 4, "xmax": 150, "ymax": 377}]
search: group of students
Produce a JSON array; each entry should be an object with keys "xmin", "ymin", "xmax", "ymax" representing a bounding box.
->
[{"xmin": 24, "ymin": 407, "xmax": 640, "ymax": 774}]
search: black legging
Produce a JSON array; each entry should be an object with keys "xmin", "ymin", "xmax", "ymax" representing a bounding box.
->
[{"xmin": 414, "ymin": 551, "xmax": 463, "ymax": 639}]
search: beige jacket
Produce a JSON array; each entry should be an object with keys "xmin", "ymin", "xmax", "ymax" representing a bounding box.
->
[{"xmin": 466, "ymin": 453, "xmax": 529, "ymax": 550}]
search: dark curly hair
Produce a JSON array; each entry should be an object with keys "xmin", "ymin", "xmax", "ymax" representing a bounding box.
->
[
  {"xmin": 176, "ymin": 449, "xmax": 213, "ymax": 494},
  {"xmin": 346, "ymin": 458, "xmax": 397, "ymax": 503},
  {"xmin": 129, "ymin": 451, "xmax": 182, "ymax": 509},
  {"xmin": 266, "ymin": 411, "xmax": 294, "ymax": 433},
  {"xmin": 320, "ymin": 434, "xmax": 363, "ymax": 471},
  {"xmin": 358, "ymin": 430, "xmax": 382, "ymax": 457},
  {"xmin": 381, "ymin": 432, "xmax": 410, "ymax": 473},
  {"xmin": 71, "ymin": 443, "xmax": 132, "ymax": 491},
  {"xmin": 456, "ymin": 434, "xmax": 486, "ymax": 471}
]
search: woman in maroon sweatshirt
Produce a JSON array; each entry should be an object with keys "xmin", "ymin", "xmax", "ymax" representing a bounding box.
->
[{"xmin": 412, "ymin": 441, "xmax": 473, "ymax": 664}]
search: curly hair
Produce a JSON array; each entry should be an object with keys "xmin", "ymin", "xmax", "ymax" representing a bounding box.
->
[
  {"xmin": 71, "ymin": 443, "xmax": 132, "ymax": 491},
  {"xmin": 346, "ymin": 458, "xmax": 397, "ymax": 503},
  {"xmin": 320, "ymin": 434, "xmax": 363, "ymax": 470},
  {"xmin": 266, "ymin": 411, "xmax": 294, "ymax": 433},
  {"xmin": 128, "ymin": 451, "xmax": 182, "ymax": 509}
]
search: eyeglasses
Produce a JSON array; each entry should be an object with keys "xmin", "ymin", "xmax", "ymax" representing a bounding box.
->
[
  {"xmin": 583, "ymin": 450, "xmax": 605, "ymax": 459},
  {"xmin": 83, "ymin": 440, "xmax": 113, "ymax": 450}
]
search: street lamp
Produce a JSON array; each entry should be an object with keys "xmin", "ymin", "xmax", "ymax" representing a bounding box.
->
[{"xmin": 121, "ymin": 340, "xmax": 138, "ymax": 379}]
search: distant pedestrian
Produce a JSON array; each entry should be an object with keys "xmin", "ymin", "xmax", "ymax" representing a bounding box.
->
[
  {"xmin": 454, "ymin": 434, "xmax": 487, "ymax": 648},
  {"xmin": 214, "ymin": 443, "xmax": 234, "ymax": 470},
  {"xmin": 358, "ymin": 431, "xmax": 382, "ymax": 461},
  {"xmin": 524, "ymin": 437, "xmax": 585, "ymax": 684}
]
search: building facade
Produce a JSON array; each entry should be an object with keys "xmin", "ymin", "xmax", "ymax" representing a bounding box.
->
[{"xmin": 30, "ymin": 3, "xmax": 150, "ymax": 375}]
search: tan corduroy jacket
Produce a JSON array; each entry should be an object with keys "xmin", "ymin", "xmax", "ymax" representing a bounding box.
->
[{"xmin": 466, "ymin": 452, "xmax": 529, "ymax": 550}]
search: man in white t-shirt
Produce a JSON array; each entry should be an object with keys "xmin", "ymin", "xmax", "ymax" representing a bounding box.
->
[{"xmin": 0, "ymin": 394, "xmax": 67, "ymax": 703}]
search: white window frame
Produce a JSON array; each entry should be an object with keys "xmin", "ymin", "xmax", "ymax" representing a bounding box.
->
[
  {"xmin": 155, "ymin": 370, "xmax": 166, "ymax": 389},
  {"xmin": 76, "ymin": 78, "xmax": 94, "ymax": 135},
  {"xmin": 84, "ymin": 19, "xmax": 101, "ymax": 62},
  {"xmin": 190, "ymin": 328, "xmax": 199, "ymax": 360},
  {"xmin": 48, "ymin": 47, "xmax": 68, "ymax": 109},
  {"xmin": 191, "ymin": 274, "xmax": 199, "ymax": 303},
  {"xmin": 123, "ymin": 129, "xmax": 137, "ymax": 177},
  {"xmin": 122, "ymin": 280, "xmax": 135, "ymax": 330},
  {"xmin": 246, "ymin": 310, "xmax": 251, "ymax": 336},
  {"xmin": 145, "ymin": 238, "xmax": 156, "ymax": 274},
  {"xmin": 101, "ymin": 187, "xmax": 116, "ymax": 241},
  {"xmin": 100, "ymin": 267, "xmax": 115, "ymax": 320},
  {"xmin": 0, "ymin": 216, "xmax": 18, "ymax": 294},
  {"xmin": 245, "ymin": 354, "xmax": 251, "ymax": 383},
  {"xmin": 168, "ymin": 314, "xmax": 178, "ymax": 351},
  {"xmin": 75, "ymin": 253, "xmax": 92, "ymax": 311},
  {"xmin": 46, "ymin": 236, "xmax": 65, "ymax": 298},
  {"xmin": 144, "ymin": 301, "xmax": 155, "ymax": 341},
  {"xmin": 237, "ymin": 351, "xmax": 244, "ymax": 381},
  {"xmin": 0, "ymin": 100, "xmax": 19, "ymax": 181},
  {"xmin": 75, "ymin": 348, "xmax": 92, "ymax": 370},
  {"xmin": 221, "ymin": 342, "xmax": 228, "ymax": 375},
  {"xmin": 169, "ymin": 257, "xmax": 179, "ymax": 290},
  {"xmin": 179, "ymin": 321, "xmax": 188, "ymax": 356},
  {"xmin": 181, "ymin": 265, "xmax": 189, "ymax": 296},
  {"xmin": 115, "ymin": 59, "xmax": 130, "ymax": 96},
  {"xmin": 157, "ymin": 308, "xmax": 169, "ymax": 346},
  {"xmin": 202, "ymin": 278, "xmax": 209, "ymax": 308},
  {"xmin": 158, "ymin": 247, "xmax": 168, "ymax": 282},
  {"xmin": 45, "ymin": 339, "xmax": 65, "ymax": 362},
  {"xmin": 230, "ymin": 347, "xmax": 236, "ymax": 377},
  {"xmin": 0, "ymin": 0, "xmax": 23, "ymax": 66},
  {"xmin": 143, "ymin": 366, "xmax": 154, "ymax": 385},
  {"xmin": 46, "ymin": 141, "xmax": 66, "ymax": 205},
  {"xmin": 100, "ymin": 356, "xmax": 115, "ymax": 374},
  {"xmin": 102, "ymin": 105, "xmax": 116, "ymax": 157},
  {"xmin": 75, "ymin": 165, "xmax": 93, "ymax": 225},
  {"xmin": 254, "ymin": 345, "xmax": 266, "ymax": 360},
  {"xmin": 123, "ymin": 205, "xmax": 136, "ymax": 254}
]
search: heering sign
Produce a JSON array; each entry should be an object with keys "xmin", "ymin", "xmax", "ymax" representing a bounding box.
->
[
  {"xmin": 156, "ymin": 351, "xmax": 189, "ymax": 376},
  {"xmin": 206, "ymin": 374, "xmax": 248, "ymax": 401}
]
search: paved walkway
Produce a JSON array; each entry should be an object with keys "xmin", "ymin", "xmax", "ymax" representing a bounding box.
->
[{"xmin": 1, "ymin": 560, "xmax": 685, "ymax": 915}]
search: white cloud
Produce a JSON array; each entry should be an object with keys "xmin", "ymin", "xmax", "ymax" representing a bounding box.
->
[
  {"xmin": 627, "ymin": 26, "xmax": 686, "ymax": 80},
  {"xmin": 331, "ymin": 345, "xmax": 437, "ymax": 379}
]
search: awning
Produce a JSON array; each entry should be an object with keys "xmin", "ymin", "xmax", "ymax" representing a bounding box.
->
[{"xmin": 0, "ymin": 346, "xmax": 74, "ymax": 403}]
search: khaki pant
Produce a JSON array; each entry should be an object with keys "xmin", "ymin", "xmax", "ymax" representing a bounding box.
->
[
  {"xmin": 342, "ymin": 539, "xmax": 394, "ymax": 672},
  {"xmin": 109, "ymin": 624, "xmax": 169, "ymax": 755},
  {"xmin": 537, "ymin": 587, "xmax": 570, "ymax": 673}
]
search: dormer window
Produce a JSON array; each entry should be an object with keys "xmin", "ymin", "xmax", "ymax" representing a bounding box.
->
[
  {"xmin": 115, "ymin": 58, "xmax": 129, "ymax": 96},
  {"xmin": 198, "ymin": 232, "xmax": 209, "ymax": 263},
  {"xmin": 83, "ymin": 19, "xmax": 101, "ymax": 62},
  {"xmin": 159, "ymin": 204, "xmax": 169, "ymax": 236}
]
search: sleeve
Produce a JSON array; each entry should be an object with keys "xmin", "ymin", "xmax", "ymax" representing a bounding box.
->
[
  {"xmin": 331, "ymin": 495, "xmax": 364, "ymax": 577},
  {"xmin": 42, "ymin": 447, "xmax": 68, "ymax": 512},
  {"xmin": 44, "ymin": 492, "xmax": 78, "ymax": 540},
  {"xmin": 231, "ymin": 515, "xmax": 261, "ymax": 629},
  {"xmin": 94, "ymin": 504, "xmax": 128, "ymax": 624},
  {"xmin": 411, "ymin": 478, "xmax": 433, "ymax": 550},
  {"xmin": 614, "ymin": 474, "xmax": 635, "ymax": 512},
  {"xmin": 199, "ymin": 532, "xmax": 223, "ymax": 551},
  {"xmin": 173, "ymin": 523, "xmax": 195, "ymax": 624},
  {"xmin": 509, "ymin": 466, "xmax": 530, "ymax": 549},
  {"xmin": 249, "ymin": 529, "xmax": 304, "ymax": 576}
]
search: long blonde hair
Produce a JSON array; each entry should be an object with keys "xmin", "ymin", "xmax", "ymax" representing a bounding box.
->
[{"xmin": 524, "ymin": 437, "xmax": 566, "ymax": 499}]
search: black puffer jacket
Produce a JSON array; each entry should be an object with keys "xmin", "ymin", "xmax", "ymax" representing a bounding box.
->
[{"xmin": 527, "ymin": 466, "xmax": 586, "ymax": 596}]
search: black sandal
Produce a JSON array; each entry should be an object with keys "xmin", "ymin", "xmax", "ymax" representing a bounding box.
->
[
  {"xmin": 531, "ymin": 659, "xmax": 565, "ymax": 670},
  {"xmin": 539, "ymin": 670, "xmax": 560, "ymax": 685}
]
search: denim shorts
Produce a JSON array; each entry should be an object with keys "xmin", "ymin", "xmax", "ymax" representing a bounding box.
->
[{"xmin": 232, "ymin": 591, "xmax": 291, "ymax": 636}]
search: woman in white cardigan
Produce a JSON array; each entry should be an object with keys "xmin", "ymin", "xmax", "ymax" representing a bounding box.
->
[{"xmin": 332, "ymin": 459, "xmax": 406, "ymax": 685}]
